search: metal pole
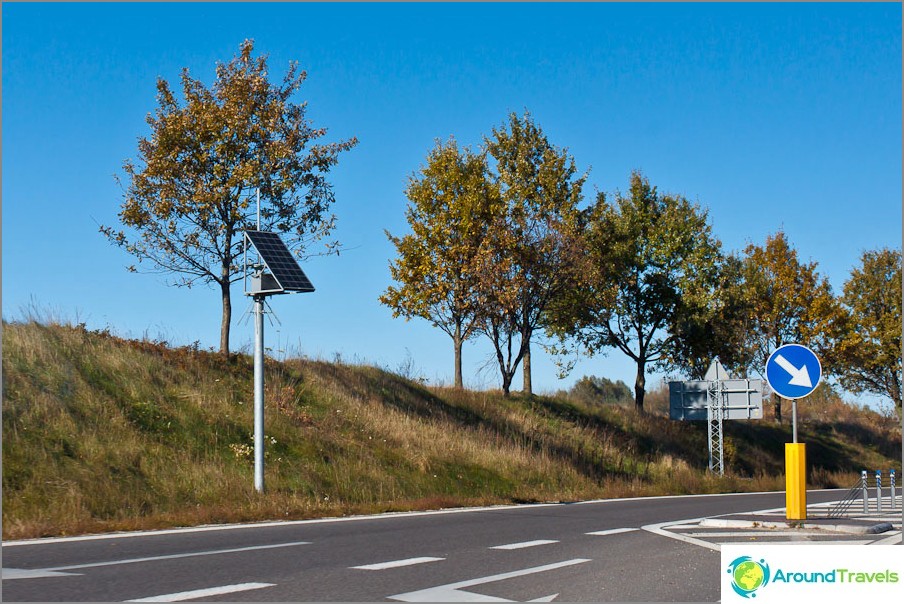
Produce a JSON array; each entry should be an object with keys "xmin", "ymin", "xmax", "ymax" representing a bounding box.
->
[
  {"xmin": 862, "ymin": 470, "xmax": 868, "ymax": 514},
  {"xmin": 253, "ymin": 295, "xmax": 265, "ymax": 493},
  {"xmin": 890, "ymin": 469, "xmax": 896, "ymax": 509},
  {"xmin": 876, "ymin": 470, "xmax": 882, "ymax": 513},
  {"xmin": 791, "ymin": 398, "xmax": 798, "ymax": 444}
]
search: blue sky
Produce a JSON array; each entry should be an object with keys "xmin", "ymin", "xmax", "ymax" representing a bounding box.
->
[{"xmin": 2, "ymin": 2, "xmax": 901, "ymax": 399}]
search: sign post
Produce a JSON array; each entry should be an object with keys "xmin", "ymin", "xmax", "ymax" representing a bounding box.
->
[
  {"xmin": 765, "ymin": 344, "xmax": 822, "ymax": 521},
  {"xmin": 669, "ymin": 358, "xmax": 764, "ymax": 476}
]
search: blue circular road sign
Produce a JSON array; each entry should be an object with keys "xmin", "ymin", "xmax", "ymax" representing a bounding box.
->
[{"xmin": 765, "ymin": 344, "xmax": 822, "ymax": 399}]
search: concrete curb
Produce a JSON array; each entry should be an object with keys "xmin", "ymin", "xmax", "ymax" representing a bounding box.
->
[{"xmin": 699, "ymin": 517, "xmax": 894, "ymax": 535}]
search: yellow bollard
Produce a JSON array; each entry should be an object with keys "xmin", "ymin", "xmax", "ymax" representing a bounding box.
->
[{"xmin": 785, "ymin": 443, "xmax": 807, "ymax": 520}]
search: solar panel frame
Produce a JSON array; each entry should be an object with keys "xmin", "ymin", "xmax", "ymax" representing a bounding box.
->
[{"xmin": 244, "ymin": 230, "xmax": 315, "ymax": 293}]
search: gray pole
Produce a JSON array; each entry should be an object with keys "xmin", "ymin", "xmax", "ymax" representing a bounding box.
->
[
  {"xmin": 791, "ymin": 398, "xmax": 798, "ymax": 444},
  {"xmin": 876, "ymin": 471, "xmax": 882, "ymax": 513},
  {"xmin": 862, "ymin": 470, "xmax": 869, "ymax": 514},
  {"xmin": 253, "ymin": 295, "xmax": 265, "ymax": 493}
]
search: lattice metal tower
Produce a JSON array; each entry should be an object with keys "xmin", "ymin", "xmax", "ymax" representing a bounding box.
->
[{"xmin": 706, "ymin": 372, "xmax": 726, "ymax": 476}]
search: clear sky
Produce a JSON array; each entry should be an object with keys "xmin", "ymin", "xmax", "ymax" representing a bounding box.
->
[{"xmin": 2, "ymin": 2, "xmax": 901, "ymax": 399}]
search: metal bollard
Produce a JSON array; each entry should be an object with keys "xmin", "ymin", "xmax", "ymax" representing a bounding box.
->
[
  {"xmin": 876, "ymin": 470, "xmax": 882, "ymax": 513},
  {"xmin": 862, "ymin": 470, "xmax": 869, "ymax": 514},
  {"xmin": 891, "ymin": 470, "xmax": 897, "ymax": 509}
]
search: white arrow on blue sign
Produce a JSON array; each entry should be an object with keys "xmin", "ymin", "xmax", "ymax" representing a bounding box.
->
[{"xmin": 765, "ymin": 343, "xmax": 822, "ymax": 399}]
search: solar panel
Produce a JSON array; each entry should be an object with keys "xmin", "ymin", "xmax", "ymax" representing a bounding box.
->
[{"xmin": 245, "ymin": 230, "xmax": 315, "ymax": 293}]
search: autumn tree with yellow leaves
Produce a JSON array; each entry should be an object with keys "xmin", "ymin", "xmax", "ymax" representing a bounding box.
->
[
  {"xmin": 101, "ymin": 40, "xmax": 357, "ymax": 354},
  {"xmin": 381, "ymin": 138, "xmax": 501, "ymax": 388},
  {"xmin": 828, "ymin": 248, "xmax": 902, "ymax": 411},
  {"xmin": 479, "ymin": 112, "xmax": 587, "ymax": 396},
  {"xmin": 739, "ymin": 231, "xmax": 843, "ymax": 422}
]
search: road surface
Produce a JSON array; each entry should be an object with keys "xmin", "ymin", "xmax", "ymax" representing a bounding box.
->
[{"xmin": 0, "ymin": 490, "xmax": 864, "ymax": 602}]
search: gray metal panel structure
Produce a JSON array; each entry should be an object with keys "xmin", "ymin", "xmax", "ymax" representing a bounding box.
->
[
  {"xmin": 244, "ymin": 230, "xmax": 315, "ymax": 294},
  {"xmin": 669, "ymin": 379, "xmax": 764, "ymax": 421}
]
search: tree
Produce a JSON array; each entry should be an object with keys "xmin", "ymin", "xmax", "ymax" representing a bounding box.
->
[
  {"xmin": 828, "ymin": 248, "xmax": 902, "ymax": 411},
  {"xmin": 663, "ymin": 253, "xmax": 755, "ymax": 380},
  {"xmin": 738, "ymin": 231, "xmax": 843, "ymax": 422},
  {"xmin": 478, "ymin": 112, "xmax": 587, "ymax": 396},
  {"xmin": 380, "ymin": 138, "xmax": 500, "ymax": 388},
  {"xmin": 101, "ymin": 40, "xmax": 357, "ymax": 354},
  {"xmin": 560, "ymin": 171, "xmax": 723, "ymax": 412}
]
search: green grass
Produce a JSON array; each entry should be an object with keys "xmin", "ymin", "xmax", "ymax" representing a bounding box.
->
[{"xmin": 2, "ymin": 320, "xmax": 900, "ymax": 539}]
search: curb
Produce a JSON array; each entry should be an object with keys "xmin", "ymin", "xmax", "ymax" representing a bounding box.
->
[{"xmin": 699, "ymin": 518, "xmax": 894, "ymax": 535}]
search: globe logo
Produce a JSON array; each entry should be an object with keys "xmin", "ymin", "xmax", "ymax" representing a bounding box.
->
[{"xmin": 727, "ymin": 556, "xmax": 771, "ymax": 598}]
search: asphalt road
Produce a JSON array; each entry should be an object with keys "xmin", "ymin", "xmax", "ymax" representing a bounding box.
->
[{"xmin": 1, "ymin": 490, "xmax": 850, "ymax": 602}]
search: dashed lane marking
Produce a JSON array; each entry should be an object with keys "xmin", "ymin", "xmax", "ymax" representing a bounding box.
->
[
  {"xmin": 490, "ymin": 540, "xmax": 559, "ymax": 550},
  {"xmin": 351, "ymin": 557, "xmax": 445, "ymax": 570},
  {"xmin": 585, "ymin": 528, "xmax": 637, "ymax": 537},
  {"xmin": 126, "ymin": 582, "xmax": 275, "ymax": 602}
]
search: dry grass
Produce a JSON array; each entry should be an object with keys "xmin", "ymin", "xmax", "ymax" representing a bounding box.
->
[{"xmin": 2, "ymin": 319, "xmax": 899, "ymax": 539}]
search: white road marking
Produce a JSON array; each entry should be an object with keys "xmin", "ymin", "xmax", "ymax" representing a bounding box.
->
[
  {"xmin": 490, "ymin": 539, "xmax": 559, "ymax": 550},
  {"xmin": 1, "ymin": 568, "xmax": 81, "ymax": 580},
  {"xmin": 351, "ymin": 557, "xmax": 444, "ymax": 570},
  {"xmin": 643, "ymin": 518, "xmax": 721, "ymax": 552},
  {"xmin": 126, "ymin": 582, "xmax": 275, "ymax": 602},
  {"xmin": 585, "ymin": 528, "xmax": 637, "ymax": 537},
  {"xmin": 33, "ymin": 541, "xmax": 309, "ymax": 572},
  {"xmin": 389, "ymin": 558, "xmax": 591, "ymax": 602}
]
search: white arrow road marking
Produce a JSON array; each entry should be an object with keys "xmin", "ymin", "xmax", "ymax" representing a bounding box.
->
[
  {"xmin": 2, "ymin": 568, "xmax": 82, "ymax": 580},
  {"xmin": 351, "ymin": 557, "xmax": 445, "ymax": 570},
  {"xmin": 489, "ymin": 539, "xmax": 558, "ymax": 550},
  {"xmin": 388, "ymin": 558, "xmax": 591, "ymax": 602},
  {"xmin": 774, "ymin": 354, "xmax": 812, "ymax": 388},
  {"xmin": 585, "ymin": 528, "xmax": 637, "ymax": 536},
  {"xmin": 126, "ymin": 582, "xmax": 275, "ymax": 602}
]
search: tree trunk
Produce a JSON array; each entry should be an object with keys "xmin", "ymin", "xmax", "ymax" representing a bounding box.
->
[
  {"xmin": 502, "ymin": 372, "xmax": 512, "ymax": 397},
  {"xmin": 219, "ymin": 275, "xmax": 232, "ymax": 356},
  {"xmin": 774, "ymin": 398, "xmax": 783, "ymax": 424},
  {"xmin": 522, "ymin": 338, "xmax": 532, "ymax": 396},
  {"xmin": 634, "ymin": 360, "xmax": 646, "ymax": 413},
  {"xmin": 453, "ymin": 322, "xmax": 464, "ymax": 389}
]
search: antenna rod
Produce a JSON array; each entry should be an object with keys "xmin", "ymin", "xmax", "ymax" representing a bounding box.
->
[{"xmin": 256, "ymin": 188, "xmax": 261, "ymax": 231}]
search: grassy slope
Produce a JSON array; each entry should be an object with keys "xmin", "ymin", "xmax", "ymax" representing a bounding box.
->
[{"xmin": 2, "ymin": 321, "xmax": 901, "ymax": 539}]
